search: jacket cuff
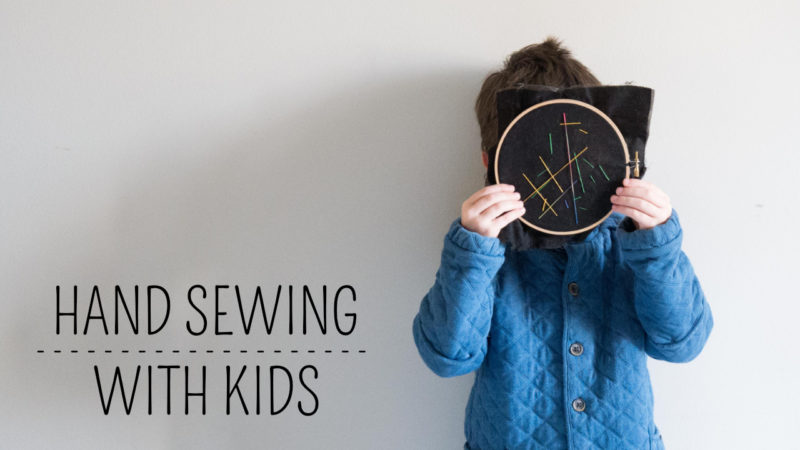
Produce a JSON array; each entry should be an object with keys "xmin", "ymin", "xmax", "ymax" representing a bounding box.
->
[
  {"xmin": 616, "ymin": 208, "xmax": 682, "ymax": 250},
  {"xmin": 645, "ymin": 299, "xmax": 714, "ymax": 363},
  {"xmin": 446, "ymin": 217, "xmax": 506, "ymax": 256}
]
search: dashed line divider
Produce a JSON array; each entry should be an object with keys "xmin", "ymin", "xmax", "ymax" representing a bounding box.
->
[{"xmin": 36, "ymin": 349, "xmax": 366, "ymax": 354}]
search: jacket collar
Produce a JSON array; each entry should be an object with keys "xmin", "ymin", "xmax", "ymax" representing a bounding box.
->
[{"xmin": 562, "ymin": 211, "xmax": 625, "ymax": 255}]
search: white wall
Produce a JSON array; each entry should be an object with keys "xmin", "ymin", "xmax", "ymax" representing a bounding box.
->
[{"xmin": 1, "ymin": 1, "xmax": 798, "ymax": 449}]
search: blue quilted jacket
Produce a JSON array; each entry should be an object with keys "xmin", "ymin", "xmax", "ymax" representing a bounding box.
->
[{"xmin": 412, "ymin": 208, "xmax": 713, "ymax": 449}]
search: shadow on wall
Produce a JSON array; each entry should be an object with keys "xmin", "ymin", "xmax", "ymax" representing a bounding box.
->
[{"xmin": 10, "ymin": 68, "xmax": 489, "ymax": 448}]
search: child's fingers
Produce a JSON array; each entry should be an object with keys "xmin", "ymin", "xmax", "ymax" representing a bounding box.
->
[
  {"xmin": 465, "ymin": 183, "xmax": 515, "ymax": 206},
  {"xmin": 480, "ymin": 198, "xmax": 525, "ymax": 219},
  {"xmin": 614, "ymin": 186, "xmax": 668, "ymax": 208},
  {"xmin": 610, "ymin": 192, "xmax": 661, "ymax": 217},
  {"xmin": 492, "ymin": 206, "xmax": 526, "ymax": 231},
  {"xmin": 623, "ymin": 187, "xmax": 669, "ymax": 209},
  {"xmin": 621, "ymin": 178, "xmax": 670, "ymax": 206},
  {"xmin": 471, "ymin": 190, "xmax": 521, "ymax": 215},
  {"xmin": 610, "ymin": 204, "xmax": 651, "ymax": 225}
]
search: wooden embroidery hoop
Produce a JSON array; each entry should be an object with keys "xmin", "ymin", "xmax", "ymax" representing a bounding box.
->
[{"xmin": 494, "ymin": 98, "xmax": 634, "ymax": 236}]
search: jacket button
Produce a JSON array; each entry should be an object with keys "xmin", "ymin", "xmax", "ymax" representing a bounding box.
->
[
  {"xmin": 569, "ymin": 342, "xmax": 584, "ymax": 356},
  {"xmin": 568, "ymin": 282, "xmax": 579, "ymax": 297},
  {"xmin": 572, "ymin": 397, "xmax": 586, "ymax": 412}
]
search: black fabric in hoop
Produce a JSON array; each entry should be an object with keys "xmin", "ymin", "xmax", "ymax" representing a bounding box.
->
[{"xmin": 486, "ymin": 84, "xmax": 655, "ymax": 250}]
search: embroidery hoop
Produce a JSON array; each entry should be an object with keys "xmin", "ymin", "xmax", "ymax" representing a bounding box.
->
[{"xmin": 494, "ymin": 98, "xmax": 632, "ymax": 236}]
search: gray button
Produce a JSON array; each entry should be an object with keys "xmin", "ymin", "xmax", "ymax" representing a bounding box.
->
[
  {"xmin": 572, "ymin": 397, "xmax": 586, "ymax": 412},
  {"xmin": 568, "ymin": 282, "xmax": 579, "ymax": 297},
  {"xmin": 569, "ymin": 342, "xmax": 584, "ymax": 356}
]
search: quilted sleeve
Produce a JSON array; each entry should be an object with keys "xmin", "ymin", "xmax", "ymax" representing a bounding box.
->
[
  {"xmin": 412, "ymin": 217, "xmax": 506, "ymax": 377},
  {"xmin": 615, "ymin": 208, "xmax": 714, "ymax": 363}
]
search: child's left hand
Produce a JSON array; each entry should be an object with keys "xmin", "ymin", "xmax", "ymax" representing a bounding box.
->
[{"xmin": 609, "ymin": 178, "xmax": 672, "ymax": 230}]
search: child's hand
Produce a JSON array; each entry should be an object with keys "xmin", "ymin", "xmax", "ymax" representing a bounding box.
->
[
  {"xmin": 610, "ymin": 178, "xmax": 672, "ymax": 230},
  {"xmin": 461, "ymin": 184, "xmax": 525, "ymax": 238}
]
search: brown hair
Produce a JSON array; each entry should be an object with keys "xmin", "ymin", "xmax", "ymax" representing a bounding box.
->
[{"xmin": 475, "ymin": 36, "xmax": 601, "ymax": 156}]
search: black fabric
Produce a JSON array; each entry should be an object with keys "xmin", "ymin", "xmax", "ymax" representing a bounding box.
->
[{"xmin": 487, "ymin": 84, "xmax": 654, "ymax": 250}]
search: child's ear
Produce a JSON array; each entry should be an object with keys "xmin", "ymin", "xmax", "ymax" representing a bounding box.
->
[{"xmin": 482, "ymin": 151, "xmax": 489, "ymax": 168}]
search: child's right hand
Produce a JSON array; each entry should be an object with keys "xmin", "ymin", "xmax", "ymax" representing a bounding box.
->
[{"xmin": 460, "ymin": 184, "xmax": 525, "ymax": 238}]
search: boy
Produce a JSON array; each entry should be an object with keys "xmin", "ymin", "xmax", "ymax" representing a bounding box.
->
[{"xmin": 411, "ymin": 37, "xmax": 713, "ymax": 449}]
